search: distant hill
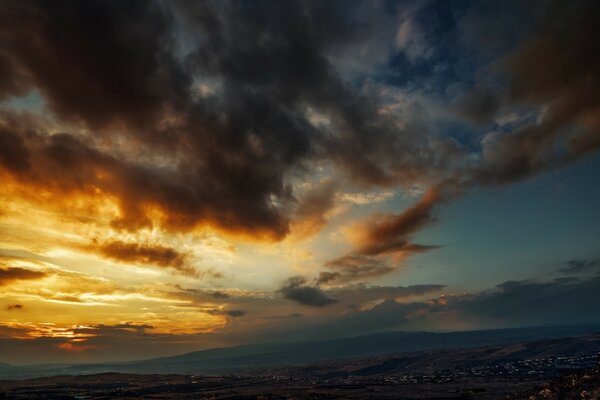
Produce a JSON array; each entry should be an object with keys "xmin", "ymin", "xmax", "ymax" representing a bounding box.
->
[
  {"xmin": 1, "ymin": 324, "xmax": 599, "ymax": 379},
  {"xmin": 278, "ymin": 332, "xmax": 600, "ymax": 378}
]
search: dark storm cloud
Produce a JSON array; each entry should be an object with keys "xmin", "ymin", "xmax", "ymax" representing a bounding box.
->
[
  {"xmin": 0, "ymin": 125, "xmax": 30, "ymax": 173},
  {"xmin": 95, "ymin": 240, "xmax": 196, "ymax": 276},
  {"xmin": 0, "ymin": 266, "xmax": 47, "ymax": 286},
  {"xmin": 0, "ymin": 0, "xmax": 460, "ymax": 241},
  {"xmin": 0, "ymin": 53, "xmax": 30, "ymax": 102},
  {"xmin": 473, "ymin": 0, "xmax": 600, "ymax": 184},
  {"xmin": 5, "ymin": 304, "xmax": 24, "ymax": 311},
  {"xmin": 0, "ymin": 110, "xmax": 292, "ymax": 238},
  {"xmin": 279, "ymin": 276, "xmax": 337, "ymax": 307},
  {"xmin": 0, "ymin": 0, "xmax": 189, "ymax": 134}
]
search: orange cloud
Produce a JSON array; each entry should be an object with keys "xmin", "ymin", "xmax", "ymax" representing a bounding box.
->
[
  {"xmin": 344, "ymin": 187, "xmax": 442, "ymax": 256},
  {"xmin": 94, "ymin": 240, "xmax": 197, "ymax": 276}
]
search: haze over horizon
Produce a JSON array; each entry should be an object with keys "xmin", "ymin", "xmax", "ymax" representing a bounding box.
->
[{"xmin": 1, "ymin": 0, "xmax": 599, "ymax": 365}]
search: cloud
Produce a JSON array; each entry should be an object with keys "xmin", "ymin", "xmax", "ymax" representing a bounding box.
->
[
  {"xmin": 207, "ymin": 308, "xmax": 246, "ymax": 318},
  {"xmin": 0, "ymin": 0, "xmax": 188, "ymax": 134},
  {"xmin": 0, "ymin": 125, "xmax": 30, "ymax": 173},
  {"xmin": 315, "ymin": 271, "xmax": 343, "ymax": 285},
  {"xmin": 279, "ymin": 277, "xmax": 337, "ymax": 307},
  {"xmin": 558, "ymin": 259, "xmax": 600, "ymax": 275},
  {"xmin": 298, "ymin": 298, "xmax": 427, "ymax": 340},
  {"xmin": 472, "ymin": 1, "xmax": 600, "ymax": 184},
  {"xmin": 438, "ymin": 277, "xmax": 600, "ymax": 327},
  {"xmin": 395, "ymin": 16, "xmax": 433, "ymax": 62},
  {"xmin": 176, "ymin": 277, "xmax": 442, "ymax": 321},
  {"xmin": 0, "ymin": 256, "xmax": 140, "ymax": 306},
  {"xmin": 338, "ymin": 190, "xmax": 395, "ymax": 205},
  {"xmin": 225, "ymin": 309, "xmax": 246, "ymax": 318},
  {"xmin": 344, "ymin": 187, "xmax": 443, "ymax": 256},
  {"xmin": 456, "ymin": 86, "xmax": 502, "ymax": 124},
  {"xmin": 91, "ymin": 323, "xmax": 155, "ymax": 336},
  {"xmin": 0, "ymin": 0, "xmax": 464, "ymax": 243},
  {"xmin": 0, "ymin": 115, "xmax": 289, "ymax": 238},
  {"xmin": 264, "ymin": 312, "xmax": 303, "ymax": 320},
  {"xmin": 172, "ymin": 285, "xmax": 270, "ymax": 305},
  {"xmin": 0, "ymin": 266, "xmax": 47, "ymax": 286},
  {"xmin": 95, "ymin": 240, "xmax": 196, "ymax": 276},
  {"xmin": 320, "ymin": 187, "xmax": 445, "ymax": 282},
  {"xmin": 0, "ymin": 0, "xmax": 302, "ymax": 239},
  {"xmin": 321, "ymin": 255, "xmax": 395, "ymax": 284},
  {"xmin": 5, "ymin": 304, "xmax": 24, "ymax": 311},
  {"xmin": 281, "ymin": 275, "xmax": 600, "ymax": 341},
  {"xmin": 329, "ymin": 284, "xmax": 445, "ymax": 305},
  {"xmin": 290, "ymin": 179, "xmax": 339, "ymax": 239}
]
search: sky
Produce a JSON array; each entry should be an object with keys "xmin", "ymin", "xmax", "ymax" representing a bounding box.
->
[{"xmin": 0, "ymin": 0, "xmax": 599, "ymax": 365}]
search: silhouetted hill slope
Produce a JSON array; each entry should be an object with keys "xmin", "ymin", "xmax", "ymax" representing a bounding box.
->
[
  {"xmin": 99, "ymin": 325, "xmax": 600, "ymax": 374},
  {"xmin": 289, "ymin": 333, "xmax": 600, "ymax": 378}
]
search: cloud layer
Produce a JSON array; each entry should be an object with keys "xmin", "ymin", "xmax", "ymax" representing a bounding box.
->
[{"xmin": 1, "ymin": 0, "xmax": 598, "ymax": 246}]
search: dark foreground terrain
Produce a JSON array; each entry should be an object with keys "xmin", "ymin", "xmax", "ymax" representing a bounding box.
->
[
  {"xmin": 1, "ymin": 333, "xmax": 599, "ymax": 399},
  {"xmin": 0, "ymin": 366, "xmax": 599, "ymax": 399}
]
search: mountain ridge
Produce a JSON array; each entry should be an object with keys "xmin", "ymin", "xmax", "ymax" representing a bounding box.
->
[{"xmin": 2, "ymin": 324, "xmax": 599, "ymax": 379}]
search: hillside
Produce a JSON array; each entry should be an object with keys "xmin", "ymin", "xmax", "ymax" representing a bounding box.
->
[{"xmin": 0, "ymin": 325, "xmax": 598, "ymax": 378}]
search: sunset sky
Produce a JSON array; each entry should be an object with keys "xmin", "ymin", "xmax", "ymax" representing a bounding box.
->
[{"xmin": 1, "ymin": 0, "xmax": 600, "ymax": 365}]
